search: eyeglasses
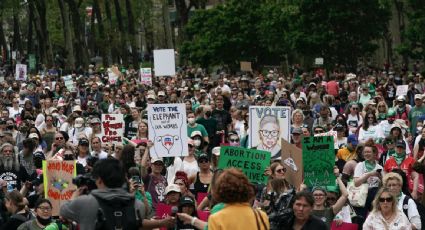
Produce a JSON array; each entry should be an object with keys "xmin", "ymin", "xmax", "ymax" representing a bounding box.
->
[
  {"xmin": 229, "ymin": 138, "xmax": 239, "ymax": 142},
  {"xmin": 275, "ymin": 168, "xmax": 286, "ymax": 173},
  {"xmin": 260, "ymin": 130, "xmax": 279, "ymax": 137},
  {"xmin": 379, "ymin": 197, "xmax": 393, "ymax": 203},
  {"xmin": 56, "ymin": 137, "xmax": 64, "ymax": 140},
  {"xmin": 38, "ymin": 206, "xmax": 52, "ymax": 212}
]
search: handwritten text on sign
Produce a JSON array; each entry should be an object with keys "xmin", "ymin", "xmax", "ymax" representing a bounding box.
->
[
  {"xmin": 101, "ymin": 114, "xmax": 124, "ymax": 144},
  {"xmin": 148, "ymin": 104, "xmax": 188, "ymax": 157},
  {"xmin": 302, "ymin": 136, "xmax": 336, "ymax": 187},
  {"xmin": 43, "ymin": 160, "xmax": 77, "ymax": 216},
  {"xmin": 218, "ymin": 146, "xmax": 271, "ymax": 184}
]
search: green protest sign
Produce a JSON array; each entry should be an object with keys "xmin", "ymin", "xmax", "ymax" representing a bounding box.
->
[
  {"xmin": 218, "ymin": 146, "xmax": 270, "ymax": 184},
  {"xmin": 302, "ymin": 136, "xmax": 336, "ymax": 187}
]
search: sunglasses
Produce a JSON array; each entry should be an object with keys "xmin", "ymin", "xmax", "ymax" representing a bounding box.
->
[
  {"xmin": 275, "ymin": 168, "xmax": 286, "ymax": 173},
  {"xmin": 229, "ymin": 138, "xmax": 239, "ymax": 142},
  {"xmin": 352, "ymin": 107, "xmax": 359, "ymax": 110},
  {"xmin": 314, "ymin": 130, "xmax": 324, "ymax": 133},
  {"xmin": 199, "ymin": 159, "xmax": 209, "ymax": 163},
  {"xmin": 56, "ymin": 137, "xmax": 64, "ymax": 140},
  {"xmin": 379, "ymin": 197, "xmax": 393, "ymax": 203},
  {"xmin": 188, "ymin": 145, "xmax": 194, "ymax": 148},
  {"xmin": 327, "ymin": 197, "xmax": 337, "ymax": 202}
]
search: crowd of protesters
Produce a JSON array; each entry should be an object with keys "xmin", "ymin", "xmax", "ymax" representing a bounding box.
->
[{"xmin": 0, "ymin": 64, "xmax": 422, "ymax": 229}]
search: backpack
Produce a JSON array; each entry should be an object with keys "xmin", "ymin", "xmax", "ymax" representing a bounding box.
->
[
  {"xmin": 402, "ymin": 196, "xmax": 425, "ymax": 230},
  {"xmin": 268, "ymin": 189, "xmax": 295, "ymax": 230},
  {"xmin": 92, "ymin": 194, "xmax": 140, "ymax": 230}
]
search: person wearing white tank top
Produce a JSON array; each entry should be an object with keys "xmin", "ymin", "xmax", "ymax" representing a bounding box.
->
[{"xmin": 183, "ymin": 140, "xmax": 199, "ymax": 189}]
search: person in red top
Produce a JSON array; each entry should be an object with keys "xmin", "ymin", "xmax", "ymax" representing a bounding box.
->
[
  {"xmin": 325, "ymin": 75, "xmax": 339, "ymax": 97},
  {"xmin": 384, "ymin": 140, "xmax": 421, "ymax": 199}
]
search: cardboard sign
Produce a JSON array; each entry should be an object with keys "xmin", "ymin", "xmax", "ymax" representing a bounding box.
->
[
  {"xmin": 43, "ymin": 160, "xmax": 77, "ymax": 216},
  {"xmin": 315, "ymin": 130, "xmax": 338, "ymax": 149},
  {"xmin": 302, "ymin": 136, "xmax": 336, "ymax": 187},
  {"xmin": 154, "ymin": 49, "xmax": 176, "ymax": 76},
  {"xmin": 140, "ymin": 68, "xmax": 152, "ymax": 85},
  {"xmin": 148, "ymin": 103, "xmax": 188, "ymax": 158},
  {"xmin": 218, "ymin": 146, "xmax": 271, "ymax": 184},
  {"xmin": 281, "ymin": 139, "xmax": 303, "ymax": 189},
  {"xmin": 249, "ymin": 106, "xmax": 291, "ymax": 159},
  {"xmin": 15, "ymin": 64, "xmax": 27, "ymax": 81},
  {"xmin": 101, "ymin": 114, "xmax": 124, "ymax": 145},
  {"xmin": 240, "ymin": 61, "xmax": 252, "ymax": 72},
  {"xmin": 396, "ymin": 85, "xmax": 408, "ymax": 96},
  {"xmin": 63, "ymin": 75, "xmax": 74, "ymax": 91}
]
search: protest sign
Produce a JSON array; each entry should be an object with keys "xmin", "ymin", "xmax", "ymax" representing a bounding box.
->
[
  {"xmin": 315, "ymin": 130, "xmax": 339, "ymax": 149},
  {"xmin": 153, "ymin": 49, "xmax": 176, "ymax": 76},
  {"xmin": 107, "ymin": 66, "xmax": 119, "ymax": 85},
  {"xmin": 249, "ymin": 106, "xmax": 291, "ymax": 159},
  {"xmin": 15, "ymin": 64, "xmax": 27, "ymax": 81},
  {"xmin": 63, "ymin": 75, "xmax": 74, "ymax": 91},
  {"xmin": 43, "ymin": 160, "xmax": 77, "ymax": 216},
  {"xmin": 396, "ymin": 85, "xmax": 408, "ymax": 96},
  {"xmin": 240, "ymin": 61, "xmax": 252, "ymax": 72},
  {"xmin": 140, "ymin": 68, "xmax": 152, "ymax": 85},
  {"xmin": 302, "ymin": 136, "xmax": 336, "ymax": 187},
  {"xmin": 101, "ymin": 114, "xmax": 124, "ymax": 145},
  {"xmin": 315, "ymin": 57, "xmax": 324, "ymax": 65},
  {"xmin": 281, "ymin": 139, "xmax": 303, "ymax": 189},
  {"xmin": 156, "ymin": 203, "xmax": 172, "ymax": 230},
  {"xmin": 147, "ymin": 103, "xmax": 188, "ymax": 158},
  {"xmin": 218, "ymin": 146, "xmax": 270, "ymax": 184}
]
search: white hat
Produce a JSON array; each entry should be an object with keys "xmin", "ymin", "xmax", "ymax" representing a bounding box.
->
[
  {"xmin": 74, "ymin": 117, "xmax": 84, "ymax": 128},
  {"xmin": 190, "ymin": 131, "xmax": 202, "ymax": 138},
  {"xmin": 212, "ymin": 147, "xmax": 221, "ymax": 156},
  {"xmin": 396, "ymin": 95, "xmax": 405, "ymax": 101},
  {"xmin": 147, "ymin": 94, "xmax": 156, "ymax": 100},
  {"xmin": 165, "ymin": 184, "xmax": 181, "ymax": 195},
  {"xmin": 28, "ymin": 133, "xmax": 39, "ymax": 139},
  {"xmin": 73, "ymin": 105, "xmax": 82, "ymax": 112},
  {"xmin": 150, "ymin": 157, "xmax": 164, "ymax": 164},
  {"xmin": 158, "ymin": 91, "xmax": 165, "ymax": 96},
  {"xmin": 415, "ymin": 94, "xmax": 423, "ymax": 100}
]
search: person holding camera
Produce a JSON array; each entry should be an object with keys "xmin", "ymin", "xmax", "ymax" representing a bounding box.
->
[{"xmin": 60, "ymin": 158, "xmax": 174, "ymax": 230}]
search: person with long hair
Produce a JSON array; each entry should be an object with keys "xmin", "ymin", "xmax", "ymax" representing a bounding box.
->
[
  {"xmin": 260, "ymin": 162, "xmax": 293, "ymax": 209},
  {"xmin": 346, "ymin": 103, "xmax": 363, "ymax": 135},
  {"xmin": 358, "ymin": 112, "xmax": 384, "ymax": 144},
  {"xmin": 208, "ymin": 168, "xmax": 269, "ymax": 229},
  {"xmin": 1, "ymin": 191, "xmax": 32, "ymax": 230},
  {"xmin": 0, "ymin": 143, "xmax": 29, "ymax": 191},
  {"xmin": 189, "ymin": 154, "xmax": 212, "ymax": 199},
  {"xmin": 363, "ymin": 188, "xmax": 411, "ymax": 229}
]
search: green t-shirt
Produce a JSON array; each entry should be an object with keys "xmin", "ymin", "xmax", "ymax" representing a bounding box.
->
[
  {"xmin": 187, "ymin": 124, "xmax": 209, "ymax": 138},
  {"xmin": 203, "ymin": 203, "xmax": 225, "ymax": 230},
  {"xmin": 409, "ymin": 105, "xmax": 425, "ymax": 133}
]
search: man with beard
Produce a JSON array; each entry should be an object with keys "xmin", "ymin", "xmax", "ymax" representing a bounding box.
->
[{"xmin": 0, "ymin": 143, "xmax": 29, "ymax": 191}]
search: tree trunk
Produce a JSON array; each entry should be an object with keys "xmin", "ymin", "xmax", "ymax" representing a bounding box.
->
[
  {"xmin": 125, "ymin": 0, "xmax": 139, "ymax": 67},
  {"xmin": 93, "ymin": 0, "xmax": 108, "ymax": 67},
  {"xmin": 27, "ymin": 4, "xmax": 34, "ymax": 56},
  {"xmin": 0, "ymin": 19, "xmax": 7, "ymax": 63},
  {"xmin": 104, "ymin": 0, "xmax": 114, "ymax": 64},
  {"xmin": 13, "ymin": 8, "xmax": 24, "ymax": 59},
  {"xmin": 58, "ymin": 0, "xmax": 75, "ymax": 70},
  {"xmin": 174, "ymin": 0, "xmax": 191, "ymax": 46},
  {"xmin": 66, "ymin": 0, "xmax": 89, "ymax": 68},
  {"xmin": 33, "ymin": 0, "xmax": 54, "ymax": 67},
  {"xmin": 113, "ymin": 0, "xmax": 128, "ymax": 66}
]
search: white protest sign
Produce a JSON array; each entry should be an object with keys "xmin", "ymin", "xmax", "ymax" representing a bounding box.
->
[
  {"xmin": 148, "ymin": 103, "xmax": 188, "ymax": 158},
  {"xmin": 140, "ymin": 68, "xmax": 152, "ymax": 85},
  {"xmin": 396, "ymin": 85, "xmax": 408, "ymax": 96},
  {"xmin": 153, "ymin": 49, "xmax": 176, "ymax": 76},
  {"xmin": 101, "ymin": 114, "xmax": 124, "ymax": 145},
  {"xmin": 315, "ymin": 57, "xmax": 324, "ymax": 65},
  {"xmin": 107, "ymin": 67, "xmax": 119, "ymax": 85},
  {"xmin": 63, "ymin": 75, "xmax": 74, "ymax": 91},
  {"xmin": 15, "ymin": 64, "xmax": 27, "ymax": 81},
  {"xmin": 315, "ymin": 130, "xmax": 338, "ymax": 149},
  {"xmin": 249, "ymin": 106, "xmax": 291, "ymax": 160}
]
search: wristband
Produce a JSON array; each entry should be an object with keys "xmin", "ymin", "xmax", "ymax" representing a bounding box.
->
[{"xmin": 191, "ymin": 217, "xmax": 197, "ymax": 226}]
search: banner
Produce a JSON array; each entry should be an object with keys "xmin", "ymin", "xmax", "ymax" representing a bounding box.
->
[
  {"xmin": 43, "ymin": 160, "xmax": 77, "ymax": 216},
  {"xmin": 147, "ymin": 103, "xmax": 188, "ymax": 158},
  {"xmin": 218, "ymin": 146, "xmax": 270, "ymax": 184},
  {"xmin": 302, "ymin": 136, "xmax": 336, "ymax": 187},
  {"xmin": 140, "ymin": 68, "xmax": 152, "ymax": 85},
  {"xmin": 281, "ymin": 139, "xmax": 303, "ymax": 189},
  {"xmin": 249, "ymin": 106, "xmax": 291, "ymax": 159},
  {"xmin": 153, "ymin": 49, "xmax": 176, "ymax": 76},
  {"xmin": 396, "ymin": 85, "xmax": 408, "ymax": 96},
  {"xmin": 15, "ymin": 64, "xmax": 27, "ymax": 81},
  {"xmin": 101, "ymin": 114, "xmax": 124, "ymax": 145},
  {"xmin": 63, "ymin": 75, "xmax": 74, "ymax": 92}
]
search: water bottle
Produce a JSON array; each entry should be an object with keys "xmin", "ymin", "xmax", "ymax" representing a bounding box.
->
[{"xmin": 6, "ymin": 183, "xmax": 13, "ymax": 192}]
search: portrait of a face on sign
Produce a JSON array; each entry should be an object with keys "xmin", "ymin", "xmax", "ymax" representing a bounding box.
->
[{"xmin": 249, "ymin": 106, "xmax": 291, "ymax": 160}]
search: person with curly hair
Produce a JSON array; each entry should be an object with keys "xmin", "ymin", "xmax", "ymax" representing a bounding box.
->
[{"xmin": 207, "ymin": 168, "xmax": 269, "ymax": 230}]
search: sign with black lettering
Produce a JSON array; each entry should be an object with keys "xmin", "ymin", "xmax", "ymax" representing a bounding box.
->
[
  {"xmin": 218, "ymin": 146, "xmax": 270, "ymax": 184},
  {"xmin": 302, "ymin": 136, "xmax": 336, "ymax": 187}
]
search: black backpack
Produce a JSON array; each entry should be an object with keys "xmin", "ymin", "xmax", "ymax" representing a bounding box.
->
[
  {"xmin": 268, "ymin": 189, "xmax": 295, "ymax": 230},
  {"xmin": 92, "ymin": 194, "xmax": 140, "ymax": 230},
  {"xmin": 402, "ymin": 196, "xmax": 425, "ymax": 230}
]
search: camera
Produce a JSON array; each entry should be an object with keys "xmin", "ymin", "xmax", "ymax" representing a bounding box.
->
[{"xmin": 72, "ymin": 173, "xmax": 97, "ymax": 194}]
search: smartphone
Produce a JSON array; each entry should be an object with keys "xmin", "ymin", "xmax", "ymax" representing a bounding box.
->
[{"xmin": 132, "ymin": 176, "xmax": 141, "ymax": 185}]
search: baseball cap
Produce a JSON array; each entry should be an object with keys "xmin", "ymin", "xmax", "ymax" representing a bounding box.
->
[
  {"xmin": 190, "ymin": 131, "xmax": 202, "ymax": 138},
  {"xmin": 165, "ymin": 184, "xmax": 181, "ymax": 195},
  {"xmin": 334, "ymin": 123, "xmax": 344, "ymax": 131},
  {"xmin": 396, "ymin": 95, "xmax": 405, "ymax": 101},
  {"xmin": 158, "ymin": 91, "xmax": 165, "ymax": 96},
  {"xmin": 198, "ymin": 153, "xmax": 209, "ymax": 162},
  {"xmin": 292, "ymin": 128, "xmax": 302, "ymax": 135},
  {"xmin": 79, "ymin": 138, "xmax": 90, "ymax": 146},
  {"xmin": 347, "ymin": 134, "xmax": 358, "ymax": 146},
  {"xmin": 147, "ymin": 94, "xmax": 156, "ymax": 100},
  {"xmin": 74, "ymin": 117, "xmax": 84, "ymax": 128},
  {"xmin": 28, "ymin": 133, "xmax": 39, "ymax": 139},
  {"xmin": 150, "ymin": 157, "xmax": 164, "ymax": 164},
  {"xmin": 180, "ymin": 196, "xmax": 195, "ymax": 206},
  {"xmin": 396, "ymin": 140, "xmax": 406, "ymax": 148},
  {"xmin": 90, "ymin": 117, "xmax": 101, "ymax": 124},
  {"xmin": 415, "ymin": 94, "xmax": 423, "ymax": 100},
  {"xmin": 72, "ymin": 105, "xmax": 82, "ymax": 113},
  {"xmin": 212, "ymin": 147, "xmax": 221, "ymax": 156}
]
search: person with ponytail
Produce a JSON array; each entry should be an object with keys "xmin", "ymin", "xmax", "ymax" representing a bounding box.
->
[{"xmin": 1, "ymin": 191, "xmax": 32, "ymax": 230}]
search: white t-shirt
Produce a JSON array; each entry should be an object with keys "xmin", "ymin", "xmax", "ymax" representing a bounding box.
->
[
  {"xmin": 358, "ymin": 125, "xmax": 384, "ymax": 143},
  {"xmin": 8, "ymin": 107, "xmax": 22, "ymax": 119},
  {"xmin": 346, "ymin": 114, "xmax": 363, "ymax": 135},
  {"xmin": 397, "ymin": 194, "xmax": 422, "ymax": 229},
  {"xmin": 353, "ymin": 161, "xmax": 383, "ymax": 188}
]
